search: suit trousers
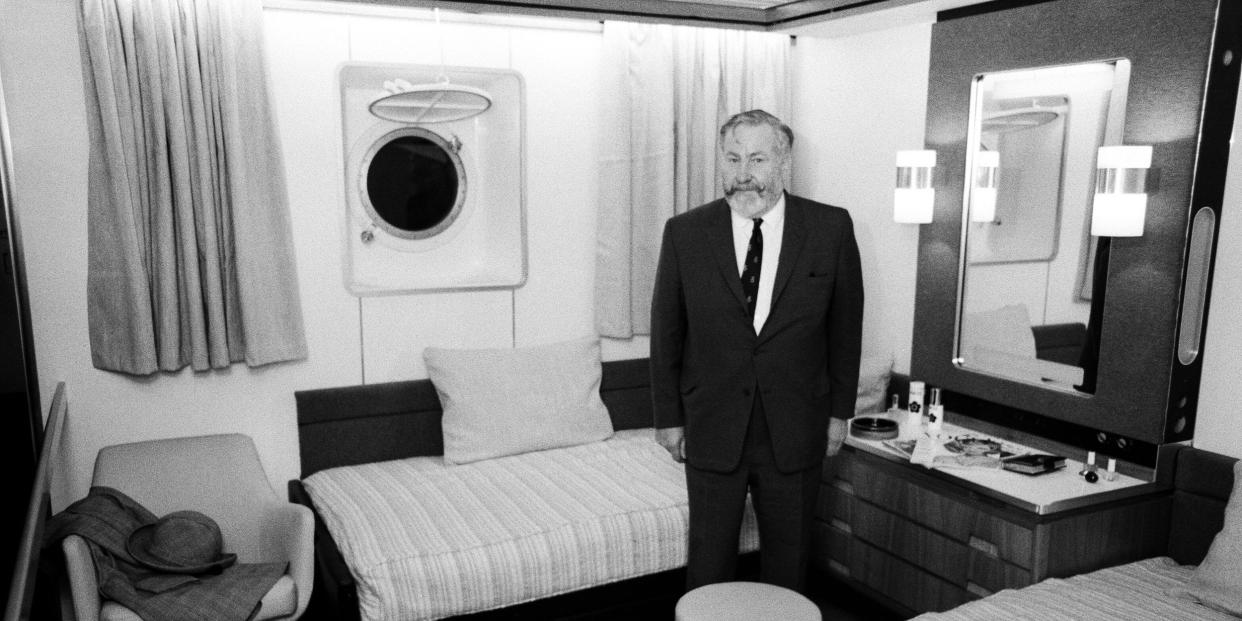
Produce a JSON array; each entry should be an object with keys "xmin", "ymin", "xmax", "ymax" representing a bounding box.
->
[{"xmin": 684, "ymin": 392, "xmax": 822, "ymax": 593}]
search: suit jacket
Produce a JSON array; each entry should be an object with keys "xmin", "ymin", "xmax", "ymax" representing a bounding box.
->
[{"xmin": 650, "ymin": 194, "xmax": 864, "ymax": 473}]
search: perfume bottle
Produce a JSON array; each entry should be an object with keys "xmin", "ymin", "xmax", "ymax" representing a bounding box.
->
[
  {"xmin": 906, "ymin": 381, "xmax": 925, "ymax": 437},
  {"xmin": 927, "ymin": 387, "xmax": 944, "ymax": 436}
]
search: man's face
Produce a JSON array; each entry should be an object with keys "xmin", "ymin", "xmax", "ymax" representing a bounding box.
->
[{"xmin": 720, "ymin": 123, "xmax": 788, "ymax": 218}]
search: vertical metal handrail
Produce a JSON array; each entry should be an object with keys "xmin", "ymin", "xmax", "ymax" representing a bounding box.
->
[{"xmin": 4, "ymin": 381, "xmax": 66, "ymax": 621}]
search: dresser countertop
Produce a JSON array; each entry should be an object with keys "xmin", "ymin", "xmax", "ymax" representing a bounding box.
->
[{"xmin": 844, "ymin": 412, "xmax": 1162, "ymax": 515}]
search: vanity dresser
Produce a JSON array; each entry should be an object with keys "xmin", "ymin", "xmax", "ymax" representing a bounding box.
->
[
  {"xmin": 813, "ymin": 418, "xmax": 1168, "ymax": 616},
  {"xmin": 811, "ymin": 0, "xmax": 1241, "ymax": 615}
]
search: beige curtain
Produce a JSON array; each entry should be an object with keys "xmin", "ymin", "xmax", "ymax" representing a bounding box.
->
[
  {"xmin": 80, "ymin": 0, "xmax": 307, "ymax": 375},
  {"xmin": 595, "ymin": 22, "xmax": 790, "ymax": 339}
]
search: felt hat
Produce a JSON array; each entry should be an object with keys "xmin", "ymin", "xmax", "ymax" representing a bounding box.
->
[{"xmin": 126, "ymin": 510, "xmax": 237, "ymax": 574}]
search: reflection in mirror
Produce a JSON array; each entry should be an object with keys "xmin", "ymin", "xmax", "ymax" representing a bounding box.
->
[{"xmin": 956, "ymin": 60, "xmax": 1131, "ymax": 395}]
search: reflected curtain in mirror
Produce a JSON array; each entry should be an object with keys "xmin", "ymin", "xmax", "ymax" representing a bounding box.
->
[
  {"xmin": 594, "ymin": 22, "xmax": 789, "ymax": 338},
  {"xmin": 79, "ymin": 0, "xmax": 307, "ymax": 375}
]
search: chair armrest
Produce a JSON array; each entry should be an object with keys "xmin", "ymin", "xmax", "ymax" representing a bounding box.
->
[
  {"xmin": 289, "ymin": 479, "xmax": 359, "ymax": 621},
  {"xmin": 61, "ymin": 535, "xmax": 100, "ymax": 621},
  {"xmin": 266, "ymin": 502, "xmax": 314, "ymax": 619}
]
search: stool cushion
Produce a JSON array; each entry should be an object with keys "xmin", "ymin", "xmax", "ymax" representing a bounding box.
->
[{"xmin": 675, "ymin": 581, "xmax": 821, "ymax": 621}]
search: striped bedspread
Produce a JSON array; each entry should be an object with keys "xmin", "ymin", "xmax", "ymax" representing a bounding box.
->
[
  {"xmin": 913, "ymin": 557, "xmax": 1232, "ymax": 621},
  {"xmin": 303, "ymin": 429, "xmax": 759, "ymax": 621}
]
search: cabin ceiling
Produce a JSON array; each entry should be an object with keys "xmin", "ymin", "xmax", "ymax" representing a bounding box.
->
[{"xmin": 340, "ymin": 0, "xmax": 978, "ymax": 30}]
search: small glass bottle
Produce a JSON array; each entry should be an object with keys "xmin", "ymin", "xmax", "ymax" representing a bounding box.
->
[
  {"xmin": 927, "ymin": 387, "xmax": 944, "ymax": 436},
  {"xmin": 887, "ymin": 393, "xmax": 901, "ymax": 414}
]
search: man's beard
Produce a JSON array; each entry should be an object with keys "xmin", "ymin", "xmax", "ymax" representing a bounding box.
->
[{"xmin": 725, "ymin": 183, "xmax": 774, "ymax": 216}]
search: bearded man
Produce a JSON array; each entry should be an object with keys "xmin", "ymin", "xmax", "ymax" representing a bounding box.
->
[{"xmin": 649, "ymin": 109, "xmax": 864, "ymax": 592}]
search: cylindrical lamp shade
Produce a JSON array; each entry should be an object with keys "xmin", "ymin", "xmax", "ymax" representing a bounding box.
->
[
  {"xmin": 1092, "ymin": 193, "xmax": 1147, "ymax": 236},
  {"xmin": 1091, "ymin": 145, "xmax": 1151, "ymax": 237},
  {"xmin": 895, "ymin": 150, "xmax": 936, "ymax": 223},
  {"xmin": 970, "ymin": 150, "xmax": 1000, "ymax": 223}
]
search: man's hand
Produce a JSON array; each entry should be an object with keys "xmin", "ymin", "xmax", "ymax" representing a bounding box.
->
[
  {"xmin": 656, "ymin": 426, "xmax": 686, "ymax": 463},
  {"xmin": 826, "ymin": 417, "xmax": 848, "ymax": 457}
]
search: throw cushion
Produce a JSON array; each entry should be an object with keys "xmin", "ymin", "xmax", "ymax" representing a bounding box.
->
[
  {"xmin": 1175, "ymin": 460, "xmax": 1242, "ymax": 615},
  {"xmin": 854, "ymin": 353, "xmax": 894, "ymax": 416},
  {"xmin": 961, "ymin": 303, "xmax": 1038, "ymax": 359},
  {"xmin": 425, "ymin": 337, "xmax": 614, "ymax": 465}
]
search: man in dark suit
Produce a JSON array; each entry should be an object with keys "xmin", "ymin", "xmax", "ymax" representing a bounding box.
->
[{"xmin": 650, "ymin": 109, "xmax": 863, "ymax": 592}]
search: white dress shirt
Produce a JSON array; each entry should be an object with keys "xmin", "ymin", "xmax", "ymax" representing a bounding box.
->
[{"xmin": 730, "ymin": 194, "xmax": 785, "ymax": 334}]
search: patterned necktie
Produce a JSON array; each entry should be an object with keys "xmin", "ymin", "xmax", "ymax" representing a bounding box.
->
[{"xmin": 741, "ymin": 218, "xmax": 763, "ymax": 318}]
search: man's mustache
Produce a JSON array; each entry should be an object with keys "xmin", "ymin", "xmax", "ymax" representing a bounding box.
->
[{"xmin": 725, "ymin": 183, "xmax": 764, "ymax": 196}]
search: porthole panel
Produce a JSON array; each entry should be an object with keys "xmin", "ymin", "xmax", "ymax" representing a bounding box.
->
[{"xmin": 359, "ymin": 128, "xmax": 466, "ymax": 240}]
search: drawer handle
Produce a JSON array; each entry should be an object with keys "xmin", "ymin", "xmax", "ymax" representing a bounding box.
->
[
  {"xmin": 966, "ymin": 581, "xmax": 992, "ymax": 598},
  {"xmin": 830, "ymin": 518, "xmax": 852, "ymax": 534},
  {"xmin": 968, "ymin": 535, "xmax": 999, "ymax": 557},
  {"xmin": 828, "ymin": 560, "xmax": 851, "ymax": 578},
  {"xmin": 833, "ymin": 480, "xmax": 855, "ymax": 494}
]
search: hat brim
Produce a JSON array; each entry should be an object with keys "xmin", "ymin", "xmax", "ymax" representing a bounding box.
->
[{"xmin": 127, "ymin": 524, "xmax": 238, "ymax": 575}]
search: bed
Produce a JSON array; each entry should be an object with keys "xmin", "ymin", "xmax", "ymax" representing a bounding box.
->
[
  {"xmin": 912, "ymin": 445, "xmax": 1241, "ymax": 620},
  {"xmin": 288, "ymin": 357, "xmax": 760, "ymax": 621}
]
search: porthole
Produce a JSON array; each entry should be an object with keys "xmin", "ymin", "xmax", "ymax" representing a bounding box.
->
[{"xmin": 358, "ymin": 127, "xmax": 466, "ymax": 241}]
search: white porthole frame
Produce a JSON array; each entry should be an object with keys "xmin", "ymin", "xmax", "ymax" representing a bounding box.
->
[{"xmin": 354, "ymin": 126, "xmax": 469, "ymax": 248}]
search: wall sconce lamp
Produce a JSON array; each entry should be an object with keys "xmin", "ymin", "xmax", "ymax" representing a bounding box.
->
[
  {"xmin": 894, "ymin": 150, "xmax": 936, "ymax": 223},
  {"xmin": 970, "ymin": 150, "xmax": 999, "ymax": 223},
  {"xmin": 1091, "ymin": 145, "xmax": 1152, "ymax": 237}
]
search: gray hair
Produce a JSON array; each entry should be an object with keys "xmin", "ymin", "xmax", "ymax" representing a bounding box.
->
[{"xmin": 718, "ymin": 110, "xmax": 794, "ymax": 157}]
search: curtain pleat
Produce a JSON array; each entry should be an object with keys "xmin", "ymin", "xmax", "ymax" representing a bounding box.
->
[
  {"xmin": 81, "ymin": 0, "xmax": 306, "ymax": 375},
  {"xmin": 595, "ymin": 22, "xmax": 789, "ymax": 338}
]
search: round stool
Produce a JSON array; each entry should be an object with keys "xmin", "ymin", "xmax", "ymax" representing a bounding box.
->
[{"xmin": 675, "ymin": 581, "xmax": 821, "ymax": 621}]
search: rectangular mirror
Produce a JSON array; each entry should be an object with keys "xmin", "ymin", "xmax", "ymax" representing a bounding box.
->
[{"xmin": 956, "ymin": 60, "xmax": 1132, "ymax": 395}]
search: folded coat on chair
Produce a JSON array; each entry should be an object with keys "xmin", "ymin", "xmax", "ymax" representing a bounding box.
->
[{"xmin": 44, "ymin": 486, "xmax": 286, "ymax": 621}]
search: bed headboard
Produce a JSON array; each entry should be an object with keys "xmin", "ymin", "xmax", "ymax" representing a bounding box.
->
[
  {"xmin": 1166, "ymin": 445, "xmax": 1238, "ymax": 565},
  {"xmin": 294, "ymin": 357, "xmax": 653, "ymax": 478}
]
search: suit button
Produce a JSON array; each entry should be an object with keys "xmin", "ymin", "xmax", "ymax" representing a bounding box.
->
[{"xmin": 742, "ymin": 388, "xmax": 752, "ymax": 397}]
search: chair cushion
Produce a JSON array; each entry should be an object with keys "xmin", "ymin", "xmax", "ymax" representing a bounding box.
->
[
  {"xmin": 425, "ymin": 336, "xmax": 614, "ymax": 464},
  {"xmin": 100, "ymin": 602, "xmax": 142, "ymax": 621},
  {"xmin": 254, "ymin": 575, "xmax": 297, "ymax": 620},
  {"xmin": 99, "ymin": 574, "xmax": 295, "ymax": 621}
]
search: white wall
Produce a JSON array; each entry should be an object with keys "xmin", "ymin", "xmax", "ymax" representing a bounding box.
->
[
  {"xmin": 1194, "ymin": 84, "xmax": 1242, "ymax": 457},
  {"xmin": 788, "ymin": 24, "xmax": 932, "ymax": 376}
]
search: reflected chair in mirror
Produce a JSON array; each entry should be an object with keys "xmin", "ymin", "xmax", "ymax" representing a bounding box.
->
[{"xmin": 61, "ymin": 434, "xmax": 314, "ymax": 621}]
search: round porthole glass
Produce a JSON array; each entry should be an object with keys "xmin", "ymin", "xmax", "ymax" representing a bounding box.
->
[{"xmin": 360, "ymin": 128, "xmax": 466, "ymax": 240}]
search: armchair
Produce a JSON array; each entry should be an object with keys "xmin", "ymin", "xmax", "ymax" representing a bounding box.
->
[{"xmin": 62, "ymin": 433, "xmax": 313, "ymax": 621}]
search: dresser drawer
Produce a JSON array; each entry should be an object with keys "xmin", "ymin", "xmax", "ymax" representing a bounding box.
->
[
  {"xmin": 816, "ymin": 480, "xmax": 852, "ymax": 523},
  {"xmin": 811, "ymin": 519, "xmax": 852, "ymax": 575},
  {"xmin": 846, "ymin": 537, "xmax": 974, "ymax": 613},
  {"xmin": 966, "ymin": 548, "xmax": 1033, "ymax": 594},
  {"xmin": 843, "ymin": 457, "xmax": 1035, "ymax": 569}
]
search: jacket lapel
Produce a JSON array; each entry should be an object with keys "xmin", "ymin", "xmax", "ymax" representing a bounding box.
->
[
  {"xmin": 707, "ymin": 201, "xmax": 748, "ymax": 312},
  {"xmin": 759, "ymin": 195, "xmax": 806, "ymax": 342}
]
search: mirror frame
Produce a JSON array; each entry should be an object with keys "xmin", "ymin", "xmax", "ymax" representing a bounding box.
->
[{"xmin": 911, "ymin": 0, "xmax": 1240, "ymax": 463}]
